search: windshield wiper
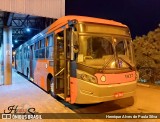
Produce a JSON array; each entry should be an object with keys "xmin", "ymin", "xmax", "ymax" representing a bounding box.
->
[
  {"xmin": 118, "ymin": 57, "xmax": 135, "ymax": 70},
  {"xmin": 102, "ymin": 56, "xmax": 114, "ymax": 70}
]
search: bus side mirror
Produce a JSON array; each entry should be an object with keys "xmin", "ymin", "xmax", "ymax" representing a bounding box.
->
[
  {"xmin": 73, "ymin": 31, "xmax": 79, "ymax": 53},
  {"xmin": 73, "ymin": 45, "xmax": 79, "ymax": 53},
  {"xmin": 71, "ymin": 31, "xmax": 79, "ymax": 60}
]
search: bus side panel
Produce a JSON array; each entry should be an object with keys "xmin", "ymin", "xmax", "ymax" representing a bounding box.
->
[
  {"xmin": 16, "ymin": 59, "xmax": 22, "ymax": 73},
  {"xmin": 70, "ymin": 77, "xmax": 78, "ymax": 104},
  {"xmin": 15, "ymin": 58, "xmax": 18, "ymax": 71},
  {"xmin": 24, "ymin": 48, "xmax": 30, "ymax": 76},
  {"xmin": 33, "ymin": 59, "xmax": 37, "ymax": 83},
  {"xmin": 23, "ymin": 59, "xmax": 29, "ymax": 76},
  {"xmin": 33, "ymin": 59, "xmax": 53, "ymax": 91}
]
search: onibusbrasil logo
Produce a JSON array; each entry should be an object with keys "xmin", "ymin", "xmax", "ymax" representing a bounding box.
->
[{"xmin": 2, "ymin": 103, "xmax": 42, "ymax": 120}]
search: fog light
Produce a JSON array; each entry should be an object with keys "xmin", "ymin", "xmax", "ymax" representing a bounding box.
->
[{"xmin": 81, "ymin": 74, "xmax": 88, "ymax": 81}]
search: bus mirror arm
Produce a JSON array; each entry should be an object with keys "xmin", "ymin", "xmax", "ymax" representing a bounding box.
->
[{"xmin": 71, "ymin": 31, "xmax": 79, "ymax": 60}]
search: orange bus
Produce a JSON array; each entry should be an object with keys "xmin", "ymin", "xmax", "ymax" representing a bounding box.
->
[{"xmin": 15, "ymin": 15, "xmax": 138, "ymax": 104}]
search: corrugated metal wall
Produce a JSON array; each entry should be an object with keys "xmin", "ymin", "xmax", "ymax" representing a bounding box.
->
[{"xmin": 0, "ymin": 0, "xmax": 65, "ymax": 19}]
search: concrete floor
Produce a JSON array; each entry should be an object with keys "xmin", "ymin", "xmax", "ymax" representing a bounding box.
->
[
  {"xmin": 0, "ymin": 69, "xmax": 75, "ymax": 122},
  {"xmin": 0, "ymin": 69, "xmax": 72, "ymax": 113},
  {"xmin": 0, "ymin": 69, "xmax": 109, "ymax": 122}
]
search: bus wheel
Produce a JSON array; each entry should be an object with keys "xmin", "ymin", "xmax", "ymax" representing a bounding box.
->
[
  {"xmin": 50, "ymin": 77, "xmax": 56, "ymax": 98},
  {"xmin": 27, "ymin": 69, "xmax": 30, "ymax": 80}
]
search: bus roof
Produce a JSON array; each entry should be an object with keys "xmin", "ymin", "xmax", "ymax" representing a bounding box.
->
[
  {"xmin": 16, "ymin": 16, "xmax": 128, "ymax": 50},
  {"xmin": 48, "ymin": 15, "xmax": 127, "ymax": 33}
]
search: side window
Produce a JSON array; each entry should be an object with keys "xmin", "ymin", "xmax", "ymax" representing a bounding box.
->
[
  {"xmin": 16, "ymin": 51, "xmax": 19, "ymax": 59},
  {"xmin": 23, "ymin": 48, "xmax": 26, "ymax": 59},
  {"xmin": 24, "ymin": 47, "xmax": 28, "ymax": 59},
  {"xmin": 40, "ymin": 39, "xmax": 45, "ymax": 48},
  {"xmin": 36, "ymin": 42, "xmax": 39, "ymax": 50},
  {"xmin": 39, "ymin": 39, "xmax": 45, "ymax": 58},
  {"xmin": 46, "ymin": 34, "xmax": 54, "ymax": 59},
  {"xmin": 19, "ymin": 50, "xmax": 22, "ymax": 60},
  {"xmin": 27, "ymin": 47, "xmax": 30, "ymax": 59},
  {"xmin": 35, "ymin": 50, "xmax": 39, "ymax": 59},
  {"xmin": 48, "ymin": 36, "xmax": 54, "ymax": 46},
  {"xmin": 30, "ymin": 45, "xmax": 34, "ymax": 60},
  {"xmin": 34, "ymin": 41, "xmax": 39, "ymax": 59}
]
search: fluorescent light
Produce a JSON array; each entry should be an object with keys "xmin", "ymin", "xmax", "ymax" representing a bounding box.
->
[
  {"xmin": 15, "ymin": 40, "xmax": 18, "ymax": 43},
  {"xmin": 26, "ymin": 27, "xmax": 31, "ymax": 32}
]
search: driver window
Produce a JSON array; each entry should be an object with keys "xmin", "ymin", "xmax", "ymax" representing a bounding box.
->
[
  {"xmin": 116, "ymin": 41, "xmax": 125, "ymax": 55},
  {"xmin": 87, "ymin": 36, "xmax": 113, "ymax": 58}
]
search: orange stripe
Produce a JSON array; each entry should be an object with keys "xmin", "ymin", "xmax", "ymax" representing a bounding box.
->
[
  {"xmin": 95, "ymin": 71, "xmax": 136, "ymax": 85},
  {"xmin": 70, "ymin": 77, "xmax": 78, "ymax": 104}
]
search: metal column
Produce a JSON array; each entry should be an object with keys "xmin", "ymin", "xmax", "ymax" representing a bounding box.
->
[
  {"xmin": 0, "ymin": 40, "xmax": 3, "ymax": 85},
  {"xmin": 3, "ymin": 27, "xmax": 12, "ymax": 85}
]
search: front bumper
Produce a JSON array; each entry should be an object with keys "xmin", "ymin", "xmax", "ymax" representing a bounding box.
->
[{"xmin": 75, "ymin": 79, "xmax": 137, "ymax": 104}]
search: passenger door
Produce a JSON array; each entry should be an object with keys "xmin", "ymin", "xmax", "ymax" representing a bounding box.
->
[{"xmin": 54, "ymin": 29, "xmax": 71, "ymax": 99}]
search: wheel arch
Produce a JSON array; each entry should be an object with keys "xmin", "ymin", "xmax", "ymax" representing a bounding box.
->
[
  {"xmin": 27, "ymin": 67, "xmax": 29, "ymax": 74},
  {"xmin": 46, "ymin": 73, "xmax": 53, "ymax": 92}
]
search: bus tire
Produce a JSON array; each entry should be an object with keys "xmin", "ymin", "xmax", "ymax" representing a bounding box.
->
[
  {"xmin": 50, "ymin": 77, "xmax": 56, "ymax": 98},
  {"xmin": 27, "ymin": 68, "xmax": 30, "ymax": 80}
]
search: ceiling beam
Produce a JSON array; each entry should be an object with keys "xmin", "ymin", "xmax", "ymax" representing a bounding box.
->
[
  {"xmin": 21, "ymin": 15, "xmax": 30, "ymax": 27},
  {"xmin": 7, "ymin": 13, "xmax": 14, "ymax": 26}
]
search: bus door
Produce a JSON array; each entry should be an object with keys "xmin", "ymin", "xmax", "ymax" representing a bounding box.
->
[
  {"xmin": 54, "ymin": 29, "xmax": 70, "ymax": 100},
  {"xmin": 29, "ymin": 45, "xmax": 34, "ymax": 79}
]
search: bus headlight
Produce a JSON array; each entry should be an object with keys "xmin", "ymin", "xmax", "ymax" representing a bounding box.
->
[
  {"xmin": 81, "ymin": 74, "xmax": 88, "ymax": 81},
  {"xmin": 77, "ymin": 70, "xmax": 97, "ymax": 84}
]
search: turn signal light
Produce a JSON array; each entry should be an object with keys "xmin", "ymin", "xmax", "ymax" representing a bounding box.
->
[{"xmin": 100, "ymin": 75, "xmax": 106, "ymax": 82}]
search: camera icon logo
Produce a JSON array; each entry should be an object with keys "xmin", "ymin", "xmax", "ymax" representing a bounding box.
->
[{"xmin": 2, "ymin": 114, "xmax": 11, "ymax": 119}]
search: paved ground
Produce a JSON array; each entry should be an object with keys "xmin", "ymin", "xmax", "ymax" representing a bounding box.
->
[
  {"xmin": 63, "ymin": 86, "xmax": 160, "ymax": 122},
  {"xmin": 0, "ymin": 69, "xmax": 75, "ymax": 122},
  {"xmin": 0, "ymin": 69, "xmax": 160, "ymax": 122},
  {"xmin": 112, "ymin": 85, "xmax": 160, "ymax": 113},
  {"xmin": 0, "ymin": 70, "xmax": 108, "ymax": 122},
  {"xmin": 0, "ymin": 70, "xmax": 72, "ymax": 114}
]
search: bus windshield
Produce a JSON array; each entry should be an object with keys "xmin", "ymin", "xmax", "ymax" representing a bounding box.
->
[
  {"xmin": 78, "ymin": 35, "xmax": 134, "ymax": 69},
  {"xmin": 87, "ymin": 36, "xmax": 113, "ymax": 58}
]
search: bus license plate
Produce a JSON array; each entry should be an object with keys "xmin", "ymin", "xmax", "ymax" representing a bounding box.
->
[{"xmin": 114, "ymin": 92, "xmax": 124, "ymax": 98}]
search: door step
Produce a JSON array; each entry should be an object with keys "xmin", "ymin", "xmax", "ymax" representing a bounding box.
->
[{"xmin": 57, "ymin": 93, "xmax": 65, "ymax": 99}]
